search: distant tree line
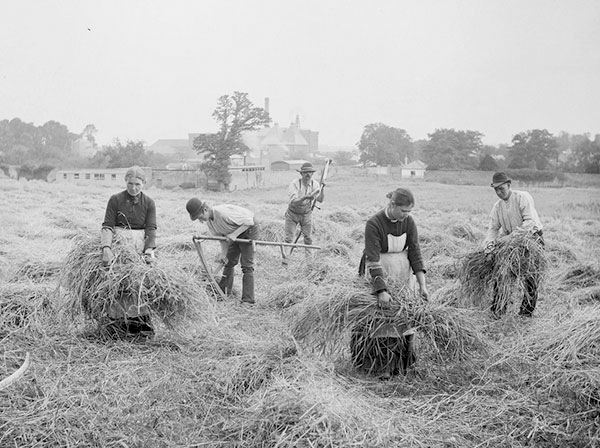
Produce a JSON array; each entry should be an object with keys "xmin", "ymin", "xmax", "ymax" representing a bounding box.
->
[
  {"xmin": 0, "ymin": 118, "xmax": 169, "ymax": 179},
  {"xmin": 2, "ymin": 110, "xmax": 599, "ymax": 183},
  {"xmin": 356, "ymin": 124, "xmax": 600, "ymax": 174}
]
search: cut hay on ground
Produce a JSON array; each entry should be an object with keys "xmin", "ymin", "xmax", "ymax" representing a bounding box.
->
[
  {"xmin": 264, "ymin": 281, "xmax": 318, "ymax": 309},
  {"xmin": 561, "ymin": 263, "xmax": 600, "ymax": 288},
  {"xmin": 259, "ymin": 219, "xmax": 286, "ymax": 243},
  {"xmin": 0, "ymin": 283, "xmax": 52, "ymax": 332},
  {"xmin": 525, "ymin": 306, "xmax": 600, "ymax": 412},
  {"xmin": 10, "ymin": 260, "xmax": 62, "ymax": 282},
  {"xmin": 291, "ymin": 281, "xmax": 486, "ymax": 362},
  {"xmin": 458, "ymin": 231, "xmax": 548, "ymax": 310},
  {"xmin": 60, "ymin": 233, "xmax": 211, "ymax": 328}
]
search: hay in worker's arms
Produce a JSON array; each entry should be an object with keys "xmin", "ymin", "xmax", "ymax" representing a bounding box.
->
[
  {"xmin": 60, "ymin": 233, "xmax": 210, "ymax": 327},
  {"xmin": 291, "ymin": 279, "xmax": 486, "ymax": 362},
  {"xmin": 458, "ymin": 230, "xmax": 547, "ymax": 310}
]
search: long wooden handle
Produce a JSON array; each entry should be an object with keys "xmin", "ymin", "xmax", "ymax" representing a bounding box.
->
[{"xmin": 193, "ymin": 235, "xmax": 321, "ymax": 250}]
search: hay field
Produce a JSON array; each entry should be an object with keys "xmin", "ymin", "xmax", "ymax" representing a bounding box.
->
[{"xmin": 1, "ymin": 170, "xmax": 599, "ymax": 447}]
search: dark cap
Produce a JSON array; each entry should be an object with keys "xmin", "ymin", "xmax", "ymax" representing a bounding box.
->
[
  {"xmin": 186, "ymin": 197, "xmax": 204, "ymax": 220},
  {"xmin": 297, "ymin": 162, "xmax": 316, "ymax": 173},
  {"xmin": 491, "ymin": 172, "xmax": 511, "ymax": 188}
]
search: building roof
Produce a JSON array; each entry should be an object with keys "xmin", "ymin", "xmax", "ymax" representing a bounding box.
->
[
  {"xmin": 402, "ymin": 160, "xmax": 427, "ymax": 170},
  {"xmin": 282, "ymin": 126, "xmax": 308, "ymax": 146}
]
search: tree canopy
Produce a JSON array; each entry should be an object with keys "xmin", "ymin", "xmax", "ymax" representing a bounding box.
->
[
  {"xmin": 91, "ymin": 139, "xmax": 152, "ymax": 168},
  {"xmin": 508, "ymin": 129, "xmax": 559, "ymax": 170},
  {"xmin": 0, "ymin": 118, "xmax": 78, "ymax": 166},
  {"xmin": 357, "ymin": 123, "xmax": 413, "ymax": 166},
  {"xmin": 193, "ymin": 92, "xmax": 270, "ymax": 189},
  {"xmin": 421, "ymin": 128, "xmax": 483, "ymax": 169}
]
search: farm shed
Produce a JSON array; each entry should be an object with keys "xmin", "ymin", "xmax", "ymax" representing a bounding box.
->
[
  {"xmin": 229, "ymin": 165, "xmax": 266, "ymax": 190},
  {"xmin": 270, "ymin": 159, "xmax": 310, "ymax": 171},
  {"xmin": 401, "ymin": 160, "xmax": 427, "ymax": 178},
  {"xmin": 55, "ymin": 167, "xmax": 153, "ymax": 186}
]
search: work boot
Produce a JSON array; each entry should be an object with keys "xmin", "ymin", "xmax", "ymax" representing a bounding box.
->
[
  {"xmin": 218, "ymin": 267, "xmax": 235, "ymax": 295},
  {"xmin": 241, "ymin": 271, "xmax": 255, "ymax": 304}
]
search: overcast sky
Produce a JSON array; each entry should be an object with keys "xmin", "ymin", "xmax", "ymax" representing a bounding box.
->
[{"xmin": 1, "ymin": 0, "xmax": 599, "ymax": 148}]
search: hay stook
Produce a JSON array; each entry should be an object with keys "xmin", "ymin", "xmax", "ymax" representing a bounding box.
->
[{"xmin": 60, "ymin": 233, "xmax": 207, "ymax": 331}]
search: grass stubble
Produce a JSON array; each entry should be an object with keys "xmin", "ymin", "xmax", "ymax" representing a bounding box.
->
[{"xmin": 0, "ymin": 177, "xmax": 599, "ymax": 447}]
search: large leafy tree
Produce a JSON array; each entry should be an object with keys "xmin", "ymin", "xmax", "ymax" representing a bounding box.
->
[
  {"xmin": 421, "ymin": 128, "xmax": 483, "ymax": 169},
  {"xmin": 508, "ymin": 129, "xmax": 558, "ymax": 170},
  {"xmin": 194, "ymin": 91, "xmax": 270, "ymax": 189},
  {"xmin": 357, "ymin": 123, "xmax": 413, "ymax": 166},
  {"xmin": 570, "ymin": 135, "xmax": 600, "ymax": 173},
  {"xmin": 0, "ymin": 118, "xmax": 78, "ymax": 166}
]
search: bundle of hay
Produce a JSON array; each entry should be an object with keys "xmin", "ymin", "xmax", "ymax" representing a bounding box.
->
[
  {"xmin": 291, "ymin": 280, "xmax": 485, "ymax": 365},
  {"xmin": 60, "ymin": 233, "xmax": 209, "ymax": 328},
  {"xmin": 458, "ymin": 231, "xmax": 547, "ymax": 310}
]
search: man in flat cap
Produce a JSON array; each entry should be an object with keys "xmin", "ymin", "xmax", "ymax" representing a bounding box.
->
[
  {"xmin": 483, "ymin": 172, "xmax": 544, "ymax": 317},
  {"xmin": 186, "ymin": 197, "xmax": 259, "ymax": 305},
  {"xmin": 283, "ymin": 162, "xmax": 325, "ymax": 256}
]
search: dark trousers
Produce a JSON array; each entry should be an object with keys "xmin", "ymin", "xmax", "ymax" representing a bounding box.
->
[
  {"xmin": 218, "ymin": 224, "xmax": 259, "ymax": 303},
  {"xmin": 491, "ymin": 231, "xmax": 544, "ymax": 316}
]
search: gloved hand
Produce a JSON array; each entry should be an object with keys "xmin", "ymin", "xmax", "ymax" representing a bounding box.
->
[
  {"xmin": 101, "ymin": 247, "xmax": 114, "ymax": 266},
  {"xmin": 377, "ymin": 291, "xmax": 391, "ymax": 310},
  {"xmin": 420, "ymin": 286, "xmax": 429, "ymax": 302}
]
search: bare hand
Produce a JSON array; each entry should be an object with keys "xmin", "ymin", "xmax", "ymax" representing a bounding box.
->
[
  {"xmin": 377, "ymin": 291, "xmax": 391, "ymax": 310},
  {"xmin": 143, "ymin": 249, "xmax": 156, "ymax": 265},
  {"xmin": 101, "ymin": 247, "xmax": 114, "ymax": 266}
]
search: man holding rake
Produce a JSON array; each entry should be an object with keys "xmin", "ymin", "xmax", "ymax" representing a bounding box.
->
[
  {"xmin": 284, "ymin": 162, "xmax": 325, "ymax": 257},
  {"xmin": 187, "ymin": 198, "xmax": 259, "ymax": 305}
]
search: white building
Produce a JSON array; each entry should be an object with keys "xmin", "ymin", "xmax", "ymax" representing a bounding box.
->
[{"xmin": 401, "ymin": 160, "xmax": 427, "ymax": 178}]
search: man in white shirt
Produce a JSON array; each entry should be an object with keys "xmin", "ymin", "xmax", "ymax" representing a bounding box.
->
[
  {"xmin": 284, "ymin": 162, "xmax": 324, "ymax": 253},
  {"xmin": 484, "ymin": 172, "xmax": 545, "ymax": 317},
  {"xmin": 187, "ymin": 198, "xmax": 258, "ymax": 304}
]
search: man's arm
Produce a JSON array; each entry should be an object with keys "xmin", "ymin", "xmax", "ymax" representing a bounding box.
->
[
  {"xmin": 483, "ymin": 205, "xmax": 501, "ymax": 247},
  {"xmin": 226, "ymin": 224, "xmax": 250, "ymax": 242}
]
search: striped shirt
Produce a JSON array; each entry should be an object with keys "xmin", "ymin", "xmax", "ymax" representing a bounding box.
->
[{"xmin": 484, "ymin": 190, "xmax": 543, "ymax": 245}]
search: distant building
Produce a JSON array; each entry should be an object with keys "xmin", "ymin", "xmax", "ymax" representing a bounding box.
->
[
  {"xmin": 242, "ymin": 115, "xmax": 318, "ymax": 166},
  {"xmin": 401, "ymin": 160, "xmax": 427, "ymax": 178},
  {"xmin": 55, "ymin": 167, "xmax": 153, "ymax": 186},
  {"xmin": 270, "ymin": 159, "xmax": 310, "ymax": 171},
  {"xmin": 154, "ymin": 98, "xmax": 318, "ymax": 169}
]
